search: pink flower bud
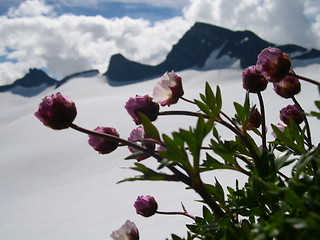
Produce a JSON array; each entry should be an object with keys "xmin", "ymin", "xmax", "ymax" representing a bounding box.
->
[
  {"xmin": 35, "ymin": 92, "xmax": 77, "ymax": 130},
  {"xmin": 110, "ymin": 220, "xmax": 139, "ymax": 240},
  {"xmin": 125, "ymin": 95, "xmax": 159, "ymax": 125},
  {"xmin": 128, "ymin": 126, "xmax": 155, "ymax": 161},
  {"xmin": 273, "ymin": 70, "xmax": 301, "ymax": 98},
  {"xmin": 134, "ymin": 195, "xmax": 158, "ymax": 217},
  {"xmin": 242, "ymin": 65, "xmax": 268, "ymax": 93},
  {"xmin": 248, "ymin": 108, "xmax": 261, "ymax": 129},
  {"xmin": 88, "ymin": 127, "xmax": 119, "ymax": 154},
  {"xmin": 271, "ymin": 123, "xmax": 287, "ymax": 138},
  {"xmin": 153, "ymin": 71, "xmax": 184, "ymax": 106},
  {"xmin": 280, "ymin": 104, "xmax": 303, "ymax": 125},
  {"xmin": 256, "ymin": 47, "xmax": 292, "ymax": 82}
]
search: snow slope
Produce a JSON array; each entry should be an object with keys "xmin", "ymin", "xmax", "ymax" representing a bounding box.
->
[{"xmin": 0, "ymin": 65, "xmax": 319, "ymax": 240}]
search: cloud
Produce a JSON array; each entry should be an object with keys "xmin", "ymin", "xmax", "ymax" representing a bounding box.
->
[
  {"xmin": 183, "ymin": 0, "xmax": 320, "ymax": 48},
  {"xmin": 0, "ymin": 9, "xmax": 191, "ymax": 84},
  {"xmin": 0, "ymin": 0, "xmax": 319, "ymax": 85},
  {"xmin": 53, "ymin": 0, "xmax": 187, "ymax": 9},
  {"xmin": 7, "ymin": 0, "xmax": 54, "ymax": 17}
]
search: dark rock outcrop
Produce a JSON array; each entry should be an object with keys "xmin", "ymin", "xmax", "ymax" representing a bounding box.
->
[
  {"xmin": 104, "ymin": 22, "xmax": 320, "ymax": 83},
  {"xmin": 0, "ymin": 68, "xmax": 58, "ymax": 96}
]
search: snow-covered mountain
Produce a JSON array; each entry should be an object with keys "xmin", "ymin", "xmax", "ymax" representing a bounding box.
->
[
  {"xmin": 1, "ymin": 63, "xmax": 320, "ymax": 240},
  {"xmin": 0, "ymin": 69, "xmax": 99, "ymax": 97},
  {"xmin": 1, "ymin": 22, "xmax": 320, "ymax": 96},
  {"xmin": 104, "ymin": 22, "xmax": 320, "ymax": 83},
  {"xmin": 1, "ymin": 21, "xmax": 320, "ymax": 240}
]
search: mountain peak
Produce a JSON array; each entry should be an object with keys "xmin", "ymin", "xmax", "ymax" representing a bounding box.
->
[
  {"xmin": 0, "ymin": 68, "xmax": 58, "ymax": 96},
  {"xmin": 104, "ymin": 22, "xmax": 320, "ymax": 83}
]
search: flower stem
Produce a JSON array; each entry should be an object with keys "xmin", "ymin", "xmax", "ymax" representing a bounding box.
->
[
  {"xmin": 70, "ymin": 123, "xmax": 192, "ymax": 185},
  {"xmin": 291, "ymin": 97, "xmax": 318, "ymax": 173},
  {"xmin": 181, "ymin": 96, "xmax": 196, "ymax": 104},
  {"xmin": 156, "ymin": 211, "xmax": 196, "ymax": 220},
  {"xmin": 159, "ymin": 110, "xmax": 208, "ymax": 118},
  {"xmin": 69, "ymin": 123, "xmax": 163, "ymax": 161},
  {"xmin": 257, "ymin": 92, "xmax": 267, "ymax": 151},
  {"xmin": 292, "ymin": 97, "xmax": 312, "ymax": 149},
  {"xmin": 288, "ymin": 72, "xmax": 320, "ymax": 86}
]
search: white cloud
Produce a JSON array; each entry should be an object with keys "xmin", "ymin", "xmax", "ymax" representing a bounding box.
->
[
  {"xmin": 183, "ymin": 0, "xmax": 320, "ymax": 48},
  {"xmin": 0, "ymin": 0, "xmax": 319, "ymax": 85},
  {"xmin": 7, "ymin": 0, "xmax": 54, "ymax": 17},
  {"xmin": 0, "ymin": 11, "xmax": 191, "ymax": 84},
  {"xmin": 54, "ymin": 0, "xmax": 188, "ymax": 9}
]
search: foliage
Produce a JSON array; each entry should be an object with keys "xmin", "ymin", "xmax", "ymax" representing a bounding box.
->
[{"xmin": 35, "ymin": 49, "xmax": 320, "ymax": 239}]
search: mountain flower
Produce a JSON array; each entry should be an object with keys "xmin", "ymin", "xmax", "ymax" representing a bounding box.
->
[
  {"xmin": 35, "ymin": 92, "xmax": 77, "ymax": 130},
  {"xmin": 280, "ymin": 104, "xmax": 304, "ymax": 125},
  {"xmin": 125, "ymin": 95, "xmax": 159, "ymax": 125},
  {"xmin": 271, "ymin": 122, "xmax": 287, "ymax": 138},
  {"xmin": 242, "ymin": 65, "xmax": 268, "ymax": 93},
  {"xmin": 134, "ymin": 195, "xmax": 158, "ymax": 217},
  {"xmin": 153, "ymin": 71, "xmax": 184, "ymax": 106},
  {"xmin": 247, "ymin": 108, "xmax": 261, "ymax": 129},
  {"xmin": 273, "ymin": 70, "xmax": 301, "ymax": 98},
  {"xmin": 128, "ymin": 126, "xmax": 155, "ymax": 161},
  {"xmin": 256, "ymin": 47, "xmax": 292, "ymax": 82},
  {"xmin": 110, "ymin": 220, "xmax": 139, "ymax": 240},
  {"xmin": 88, "ymin": 126, "xmax": 119, "ymax": 154}
]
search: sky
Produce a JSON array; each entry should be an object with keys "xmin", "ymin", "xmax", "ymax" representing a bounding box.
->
[{"xmin": 0, "ymin": 0, "xmax": 320, "ymax": 85}]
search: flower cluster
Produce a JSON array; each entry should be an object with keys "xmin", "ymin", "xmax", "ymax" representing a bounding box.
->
[
  {"xmin": 242, "ymin": 47, "xmax": 301, "ymax": 99},
  {"xmin": 34, "ymin": 46, "xmax": 320, "ymax": 239}
]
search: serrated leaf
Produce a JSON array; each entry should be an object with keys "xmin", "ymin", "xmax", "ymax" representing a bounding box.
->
[
  {"xmin": 118, "ymin": 163, "xmax": 177, "ymax": 183},
  {"xmin": 288, "ymin": 119, "xmax": 306, "ymax": 153},
  {"xmin": 234, "ymin": 102, "xmax": 245, "ymax": 123},
  {"xmin": 215, "ymin": 85, "xmax": 222, "ymax": 111},
  {"xmin": 139, "ymin": 113, "xmax": 161, "ymax": 142},
  {"xmin": 202, "ymin": 206, "xmax": 212, "ymax": 222},
  {"xmin": 310, "ymin": 111, "xmax": 320, "ymax": 119},
  {"xmin": 124, "ymin": 151, "xmax": 143, "ymax": 160},
  {"xmin": 161, "ymin": 134, "xmax": 191, "ymax": 168},
  {"xmin": 205, "ymin": 181, "xmax": 225, "ymax": 204},
  {"xmin": 200, "ymin": 93, "xmax": 207, "ymax": 104},
  {"xmin": 205, "ymin": 82, "xmax": 216, "ymax": 110},
  {"xmin": 202, "ymin": 153, "xmax": 235, "ymax": 172},
  {"xmin": 195, "ymin": 99, "xmax": 211, "ymax": 115}
]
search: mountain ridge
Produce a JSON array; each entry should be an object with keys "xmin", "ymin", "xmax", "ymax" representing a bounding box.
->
[
  {"xmin": 0, "ymin": 69, "xmax": 99, "ymax": 97},
  {"xmin": 2, "ymin": 22, "xmax": 320, "ymax": 95},
  {"xmin": 104, "ymin": 22, "xmax": 320, "ymax": 83}
]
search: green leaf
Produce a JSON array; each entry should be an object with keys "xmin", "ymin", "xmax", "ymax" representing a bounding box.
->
[
  {"xmin": 139, "ymin": 113, "xmax": 161, "ymax": 142},
  {"xmin": 205, "ymin": 180, "xmax": 225, "ymax": 204},
  {"xmin": 201, "ymin": 153, "xmax": 235, "ymax": 172},
  {"xmin": 284, "ymin": 189, "xmax": 304, "ymax": 208},
  {"xmin": 118, "ymin": 163, "xmax": 178, "ymax": 183},
  {"xmin": 202, "ymin": 206, "xmax": 213, "ymax": 222},
  {"xmin": 195, "ymin": 99, "xmax": 211, "ymax": 115},
  {"xmin": 273, "ymin": 151, "xmax": 293, "ymax": 172},
  {"xmin": 205, "ymin": 82, "xmax": 216, "ymax": 110},
  {"xmin": 271, "ymin": 122, "xmax": 306, "ymax": 154},
  {"xmin": 234, "ymin": 102, "xmax": 245, "ymax": 123},
  {"xmin": 161, "ymin": 133, "xmax": 191, "ymax": 168},
  {"xmin": 215, "ymin": 85, "xmax": 222, "ymax": 112},
  {"xmin": 210, "ymin": 138, "xmax": 241, "ymax": 166},
  {"xmin": 124, "ymin": 151, "xmax": 144, "ymax": 160}
]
